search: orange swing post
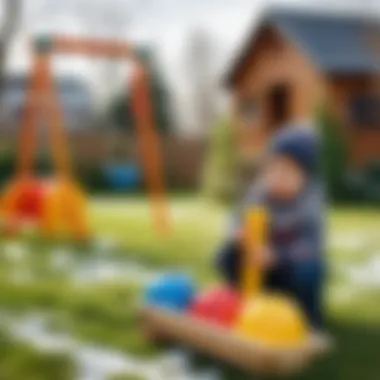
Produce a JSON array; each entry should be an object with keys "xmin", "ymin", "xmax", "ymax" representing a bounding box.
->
[
  {"xmin": 18, "ymin": 53, "xmax": 45, "ymax": 177},
  {"xmin": 130, "ymin": 61, "xmax": 170, "ymax": 234},
  {"xmin": 38, "ymin": 43, "xmax": 89, "ymax": 239},
  {"xmin": 1, "ymin": 51, "xmax": 46, "ymax": 234}
]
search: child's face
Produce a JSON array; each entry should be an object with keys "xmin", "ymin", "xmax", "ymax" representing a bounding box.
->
[{"xmin": 262, "ymin": 155, "xmax": 306, "ymax": 202}]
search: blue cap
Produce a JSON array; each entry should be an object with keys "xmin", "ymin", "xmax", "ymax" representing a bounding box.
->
[{"xmin": 270, "ymin": 126, "xmax": 320, "ymax": 175}]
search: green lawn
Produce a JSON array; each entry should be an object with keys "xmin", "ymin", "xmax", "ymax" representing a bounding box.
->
[
  {"xmin": 91, "ymin": 196, "xmax": 225, "ymax": 271},
  {"xmin": 0, "ymin": 196, "xmax": 379, "ymax": 380}
]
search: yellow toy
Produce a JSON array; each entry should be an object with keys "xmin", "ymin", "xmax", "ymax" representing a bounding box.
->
[
  {"xmin": 40, "ymin": 178, "xmax": 88, "ymax": 239},
  {"xmin": 235, "ymin": 208, "xmax": 309, "ymax": 347}
]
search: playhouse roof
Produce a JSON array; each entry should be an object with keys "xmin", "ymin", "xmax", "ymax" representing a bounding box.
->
[{"xmin": 226, "ymin": 8, "xmax": 380, "ymax": 87}]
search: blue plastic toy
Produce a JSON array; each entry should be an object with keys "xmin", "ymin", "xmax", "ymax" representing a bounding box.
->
[
  {"xmin": 104, "ymin": 164, "xmax": 142, "ymax": 191},
  {"xmin": 145, "ymin": 273, "xmax": 196, "ymax": 312}
]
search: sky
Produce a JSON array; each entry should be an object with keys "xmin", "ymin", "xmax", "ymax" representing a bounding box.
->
[
  {"xmin": 8, "ymin": 0, "xmax": 379, "ymax": 78},
  {"xmin": 3, "ymin": 0, "xmax": 379, "ymax": 132}
]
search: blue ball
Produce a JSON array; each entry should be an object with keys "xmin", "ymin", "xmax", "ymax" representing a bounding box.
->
[{"xmin": 145, "ymin": 273, "xmax": 196, "ymax": 312}]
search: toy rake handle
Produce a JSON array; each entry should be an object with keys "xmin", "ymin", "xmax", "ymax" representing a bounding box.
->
[{"xmin": 242, "ymin": 208, "xmax": 269, "ymax": 298}]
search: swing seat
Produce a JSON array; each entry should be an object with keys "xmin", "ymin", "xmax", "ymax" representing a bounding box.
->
[
  {"xmin": 2, "ymin": 177, "xmax": 45, "ymax": 224},
  {"xmin": 41, "ymin": 177, "xmax": 89, "ymax": 240},
  {"xmin": 2, "ymin": 176, "xmax": 89, "ymax": 240},
  {"xmin": 104, "ymin": 164, "xmax": 142, "ymax": 191}
]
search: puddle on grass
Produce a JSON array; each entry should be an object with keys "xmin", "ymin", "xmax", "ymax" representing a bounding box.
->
[
  {"xmin": 46, "ymin": 237, "xmax": 165, "ymax": 286},
  {"xmin": 330, "ymin": 229, "xmax": 380, "ymax": 253},
  {"xmin": 330, "ymin": 253, "xmax": 380, "ymax": 306},
  {"xmin": 48, "ymin": 246, "xmax": 161, "ymax": 286},
  {"xmin": 347, "ymin": 254, "xmax": 380, "ymax": 288},
  {"xmin": 1, "ymin": 239, "xmax": 162, "ymax": 287},
  {"xmin": 330, "ymin": 233, "xmax": 369, "ymax": 251},
  {"xmin": 5, "ymin": 313, "xmax": 222, "ymax": 380},
  {"xmin": 71, "ymin": 258, "xmax": 159, "ymax": 286},
  {"xmin": 2, "ymin": 241, "xmax": 30, "ymax": 262}
]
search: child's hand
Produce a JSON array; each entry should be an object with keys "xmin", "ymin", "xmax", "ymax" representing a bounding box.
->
[
  {"xmin": 232, "ymin": 227, "xmax": 245, "ymax": 242},
  {"xmin": 250, "ymin": 245, "xmax": 276, "ymax": 270}
]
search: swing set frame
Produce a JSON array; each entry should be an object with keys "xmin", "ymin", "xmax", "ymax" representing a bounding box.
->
[{"xmin": 17, "ymin": 35, "xmax": 169, "ymax": 234}]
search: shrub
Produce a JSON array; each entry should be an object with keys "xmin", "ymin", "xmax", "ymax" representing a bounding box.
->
[
  {"xmin": 317, "ymin": 108, "xmax": 350, "ymax": 203},
  {"xmin": 202, "ymin": 118, "xmax": 238, "ymax": 202}
]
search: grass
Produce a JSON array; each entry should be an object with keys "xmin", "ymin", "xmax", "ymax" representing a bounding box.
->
[
  {"xmin": 0, "ymin": 195, "xmax": 379, "ymax": 379},
  {"xmin": 0, "ymin": 328, "xmax": 74, "ymax": 380},
  {"xmin": 91, "ymin": 196, "xmax": 225, "ymax": 272}
]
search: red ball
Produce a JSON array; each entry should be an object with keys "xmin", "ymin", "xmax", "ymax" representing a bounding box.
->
[{"xmin": 190, "ymin": 287, "xmax": 241, "ymax": 327}]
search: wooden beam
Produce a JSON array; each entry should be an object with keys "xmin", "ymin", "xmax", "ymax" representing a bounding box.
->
[{"xmin": 53, "ymin": 36, "xmax": 132, "ymax": 58}]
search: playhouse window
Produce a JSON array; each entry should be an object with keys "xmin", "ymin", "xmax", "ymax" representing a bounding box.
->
[{"xmin": 350, "ymin": 94, "xmax": 380, "ymax": 127}]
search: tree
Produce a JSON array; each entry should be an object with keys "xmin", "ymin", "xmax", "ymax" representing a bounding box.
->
[
  {"xmin": 184, "ymin": 28, "xmax": 219, "ymax": 133},
  {"xmin": 0, "ymin": 0, "xmax": 22, "ymax": 100},
  {"xmin": 202, "ymin": 118, "xmax": 238, "ymax": 202}
]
